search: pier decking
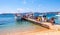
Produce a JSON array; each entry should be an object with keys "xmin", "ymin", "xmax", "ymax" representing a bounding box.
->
[{"xmin": 22, "ymin": 17, "xmax": 53, "ymax": 29}]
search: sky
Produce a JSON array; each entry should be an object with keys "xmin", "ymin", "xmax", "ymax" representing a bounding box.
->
[{"xmin": 0, "ymin": 0, "xmax": 60, "ymax": 13}]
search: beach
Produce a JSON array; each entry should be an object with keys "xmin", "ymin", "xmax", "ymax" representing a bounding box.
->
[{"xmin": 0, "ymin": 27, "xmax": 60, "ymax": 35}]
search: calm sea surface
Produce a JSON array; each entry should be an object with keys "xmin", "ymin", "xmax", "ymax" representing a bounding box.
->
[{"xmin": 0, "ymin": 14, "xmax": 43, "ymax": 33}]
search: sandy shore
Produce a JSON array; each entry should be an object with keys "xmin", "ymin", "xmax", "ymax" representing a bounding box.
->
[
  {"xmin": 0, "ymin": 28, "xmax": 60, "ymax": 35},
  {"xmin": 9, "ymin": 30, "xmax": 60, "ymax": 35}
]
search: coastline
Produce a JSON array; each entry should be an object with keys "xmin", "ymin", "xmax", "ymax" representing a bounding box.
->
[{"xmin": 0, "ymin": 28, "xmax": 60, "ymax": 35}]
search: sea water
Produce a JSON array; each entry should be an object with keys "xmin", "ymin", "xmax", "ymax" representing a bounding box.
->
[{"xmin": 0, "ymin": 14, "xmax": 43, "ymax": 34}]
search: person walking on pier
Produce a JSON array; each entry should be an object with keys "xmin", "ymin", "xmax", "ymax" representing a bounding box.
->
[
  {"xmin": 42, "ymin": 14, "xmax": 48, "ymax": 22},
  {"xmin": 49, "ymin": 17, "xmax": 55, "ymax": 25}
]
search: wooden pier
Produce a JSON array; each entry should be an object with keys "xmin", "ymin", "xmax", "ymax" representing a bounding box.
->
[
  {"xmin": 22, "ymin": 17, "xmax": 53, "ymax": 29},
  {"xmin": 15, "ymin": 14, "xmax": 55, "ymax": 29}
]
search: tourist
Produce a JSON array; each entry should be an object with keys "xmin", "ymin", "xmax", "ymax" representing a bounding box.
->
[
  {"xmin": 42, "ymin": 15, "xmax": 48, "ymax": 22},
  {"xmin": 49, "ymin": 17, "xmax": 55, "ymax": 25}
]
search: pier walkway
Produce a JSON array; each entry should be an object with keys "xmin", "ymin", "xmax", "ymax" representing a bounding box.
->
[{"xmin": 16, "ymin": 14, "xmax": 60, "ymax": 30}]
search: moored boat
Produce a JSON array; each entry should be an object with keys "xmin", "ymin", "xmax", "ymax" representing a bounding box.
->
[{"xmin": 15, "ymin": 14, "xmax": 22, "ymax": 21}]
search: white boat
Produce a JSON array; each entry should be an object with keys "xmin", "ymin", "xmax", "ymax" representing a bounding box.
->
[
  {"xmin": 55, "ymin": 13, "xmax": 60, "ymax": 19},
  {"xmin": 56, "ymin": 12, "xmax": 60, "ymax": 16},
  {"xmin": 15, "ymin": 14, "xmax": 22, "ymax": 21}
]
